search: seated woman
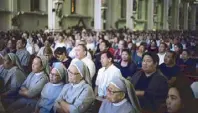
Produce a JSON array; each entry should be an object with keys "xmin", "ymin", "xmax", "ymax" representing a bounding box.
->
[
  {"xmin": 132, "ymin": 43, "xmax": 146, "ymax": 69},
  {"xmin": 166, "ymin": 80, "xmax": 197, "ymax": 113},
  {"xmin": 35, "ymin": 62, "xmax": 67, "ymax": 113},
  {"xmin": 1, "ymin": 53, "xmax": 26, "ymax": 105},
  {"xmin": 54, "ymin": 47, "xmax": 72, "ymax": 69},
  {"xmin": 6, "ymin": 56, "xmax": 49, "ymax": 113},
  {"xmin": 115, "ymin": 49, "xmax": 137, "ymax": 79},
  {"xmin": 131, "ymin": 52, "xmax": 168, "ymax": 112},
  {"xmin": 43, "ymin": 46, "xmax": 58, "ymax": 67},
  {"xmin": 99, "ymin": 76, "xmax": 141, "ymax": 113},
  {"xmin": 53, "ymin": 59, "xmax": 95, "ymax": 113}
]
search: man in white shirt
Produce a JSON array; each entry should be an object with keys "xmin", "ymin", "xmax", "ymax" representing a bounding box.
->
[
  {"xmin": 95, "ymin": 51, "xmax": 122, "ymax": 98},
  {"xmin": 157, "ymin": 42, "xmax": 167, "ymax": 65},
  {"xmin": 71, "ymin": 44, "xmax": 96, "ymax": 79}
]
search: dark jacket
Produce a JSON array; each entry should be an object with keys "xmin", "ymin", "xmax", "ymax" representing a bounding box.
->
[{"xmin": 131, "ymin": 70, "xmax": 168, "ymax": 112}]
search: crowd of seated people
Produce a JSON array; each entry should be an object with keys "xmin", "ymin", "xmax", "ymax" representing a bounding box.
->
[{"xmin": 0, "ymin": 28, "xmax": 197, "ymax": 113}]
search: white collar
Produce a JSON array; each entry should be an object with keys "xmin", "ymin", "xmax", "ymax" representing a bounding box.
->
[
  {"xmin": 113, "ymin": 99, "xmax": 127, "ymax": 106},
  {"xmin": 72, "ymin": 80, "xmax": 85, "ymax": 88},
  {"xmin": 50, "ymin": 82, "xmax": 64, "ymax": 86},
  {"xmin": 34, "ymin": 71, "xmax": 44, "ymax": 76}
]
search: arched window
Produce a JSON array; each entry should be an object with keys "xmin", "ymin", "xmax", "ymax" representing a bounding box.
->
[{"xmin": 71, "ymin": 0, "xmax": 76, "ymax": 14}]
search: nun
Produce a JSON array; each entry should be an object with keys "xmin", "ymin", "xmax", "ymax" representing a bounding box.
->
[
  {"xmin": 53, "ymin": 59, "xmax": 95, "ymax": 113},
  {"xmin": 99, "ymin": 76, "xmax": 141, "ymax": 113},
  {"xmin": 6, "ymin": 56, "xmax": 49, "ymax": 113},
  {"xmin": 1, "ymin": 53, "xmax": 26, "ymax": 105},
  {"xmin": 34, "ymin": 62, "xmax": 67, "ymax": 113}
]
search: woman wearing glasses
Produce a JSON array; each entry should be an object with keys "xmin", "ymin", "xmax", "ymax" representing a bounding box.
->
[
  {"xmin": 53, "ymin": 59, "xmax": 95, "ymax": 113},
  {"xmin": 34, "ymin": 62, "xmax": 66, "ymax": 113},
  {"xmin": 99, "ymin": 76, "xmax": 141, "ymax": 113}
]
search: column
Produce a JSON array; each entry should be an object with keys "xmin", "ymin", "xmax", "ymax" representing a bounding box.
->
[
  {"xmin": 9, "ymin": 0, "xmax": 18, "ymax": 29},
  {"xmin": 183, "ymin": 2, "xmax": 189, "ymax": 30},
  {"xmin": 126, "ymin": 0, "xmax": 134, "ymax": 30},
  {"xmin": 157, "ymin": 1, "xmax": 163, "ymax": 29},
  {"xmin": 171, "ymin": 0, "xmax": 180, "ymax": 30},
  {"xmin": 76, "ymin": 0, "xmax": 88, "ymax": 16},
  {"xmin": 39, "ymin": 0, "xmax": 47, "ymax": 12},
  {"xmin": 147, "ymin": 0, "xmax": 154, "ymax": 30},
  {"xmin": 94, "ymin": 0, "xmax": 102, "ymax": 30},
  {"xmin": 162, "ymin": 0, "xmax": 169, "ymax": 30},
  {"xmin": 48, "ymin": 0, "xmax": 63, "ymax": 30},
  {"xmin": 190, "ymin": 5, "xmax": 196, "ymax": 30}
]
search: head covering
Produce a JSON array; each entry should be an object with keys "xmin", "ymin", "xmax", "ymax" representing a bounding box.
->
[
  {"xmin": 110, "ymin": 76, "xmax": 142, "ymax": 113},
  {"xmin": 69, "ymin": 59, "xmax": 92, "ymax": 86},
  {"xmin": 37, "ymin": 56, "xmax": 50, "ymax": 75},
  {"xmin": 52, "ymin": 62, "xmax": 68, "ymax": 83},
  {"xmin": 7, "ymin": 53, "xmax": 24, "ymax": 71}
]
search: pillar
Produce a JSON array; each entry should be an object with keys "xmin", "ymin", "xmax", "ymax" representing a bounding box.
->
[
  {"xmin": 171, "ymin": 0, "xmax": 180, "ymax": 30},
  {"xmin": 126, "ymin": 0, "xmax": 134, "ymax": 30},
  {"xmin": 94, "ymin": 0, "xmax": 102, "ymax": 30},
  {"xmin": 8, "ymin": 0, "xmax": 18, "ymax": 29},
  {"xmin": 183, "ymin": 2, "xmax": 189, "ymax": 30},
  {"xmin": 48, "ymin": 0, "xmax": 63, "ymax": 30},
  {"xmin": 162, "ymin": 0, "xmax": 169, "ymax": 30},
  {"xmin": 190, "ymin": 5, "xmax": 196, "ymax": 30},
  {"xmin": 147, "ymin": 0, "xmax": 154, "ymax": 30},
  {"xmin": 157, "ymin": 1, "xmax": 163, "ymax": 30},
  {"xmin": 39, "ymin": 0, "xmax": 47, "ymax": 12},
  {"xmin": 76, "ymin": 0, "xmax": 88, "ymax": 16}
]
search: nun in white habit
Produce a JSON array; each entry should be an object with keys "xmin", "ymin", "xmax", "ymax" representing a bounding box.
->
[
  {"xmin": 35, "ymin": 62, "xmax": 67, "ymax": 113},
  {"xmin": 99, "ymin": 76, "xmax": 141, "ymax": 113},
  {"xmin": 54, "ymin": 59, "xmax": 95, "ymax": 113},
  {"xmin": 6, "ymin": 56, "xmax": 49, "ymax": 113}
]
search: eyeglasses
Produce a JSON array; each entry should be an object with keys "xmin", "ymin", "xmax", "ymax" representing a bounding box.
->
[
  {"xmin": 107, "ymin": 87, "xmax": 123, "ymax": 95},
  {"xmin": 67, "ymin": 69, "xmax": 80, "ymax": 76}
]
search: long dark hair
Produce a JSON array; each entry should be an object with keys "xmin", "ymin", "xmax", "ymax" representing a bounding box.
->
[{"xmin": 169, "ymin": 78, "xmax": 197, "ymax": 113}]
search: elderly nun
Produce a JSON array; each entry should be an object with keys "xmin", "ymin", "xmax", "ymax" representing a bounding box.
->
[
  {"xmin": 99, "ymin": 76, "xmax": 141, "ymax": 113},
  {"xmin": 53, "ymin": 59, "xmax": 95, "ymax": 113},
  {"xmin": 1, "ymin": 53, "xmax": 26, "ymax": 105},
  {"xmin": 6, "ymin": 56, "xmax": 49, "ymax": 113},
  {"xmin": 34, "ymin": 62, "xmax": 67, "ymax": 113}
]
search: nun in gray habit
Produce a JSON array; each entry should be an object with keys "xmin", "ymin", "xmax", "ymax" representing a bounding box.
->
[
  {"xmin": 54, "ymin": 59, "xmax": 95, "ymax": 113},
  {"xmin": 6, "ymin": 56, "xmax": 49, "ymax": 113},
  {"xmin": 1, "ymin": 53, "xmax": 26, "ymax": 106},
  {"xmin": 35, "ymin": 62, "xmax": 67, "ymax": 113},
  {"xmin": 99, "ymin": 76, "xmax": 142, "ymax": 113}
]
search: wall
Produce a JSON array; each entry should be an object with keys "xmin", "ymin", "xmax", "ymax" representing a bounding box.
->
[{"xmin": 18, "ymin": 14, "xmax": 47, "ymax": 31}]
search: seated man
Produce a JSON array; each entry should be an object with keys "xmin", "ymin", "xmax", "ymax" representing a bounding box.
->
[
  {"xmin": 95, "ymin": 51, "xmax": 122, "ymax": 99},
  {"xmin": 53, "ymin": 59, "xmax": 95, "ymax": 113},
  {"xmin": 160, "ymin": 51, "xmax": 181, "ymax": 83},
  {"xmin": 99, "ymin": 76, "xmax": 141, "ymax": 113}
]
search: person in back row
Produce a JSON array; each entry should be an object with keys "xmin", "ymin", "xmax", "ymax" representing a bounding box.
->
[
  {"xmin": 99, "ymin": 76, "xmax": 141, "ymax": 113},
  {"xmin": 71, "ymin": 44, "xmax": 96, "ymax": 79},
  {"xmin": 95, "ymin": 51, "xmax": 122, "ymax": 99},
  {"xmin": 15, "ymin": 38, "xmax": 30, "ymax": 70},
  {"xmin": 159, "ymin": 51, "xmax": 181, "ymax": 83}
]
